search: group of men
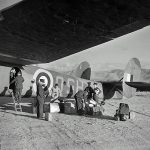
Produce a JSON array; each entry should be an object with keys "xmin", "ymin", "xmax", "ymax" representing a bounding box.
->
[
  {"xmin": 75, "ymin": 82, "xmax": 104, "ymax": 115},
  {"xmin": 35, "ymin": 79, "xmax": 104, "ymax": 119},
  {"xmin": 9, "ymin": 70, "xmax": 103, "ymax": 119}
]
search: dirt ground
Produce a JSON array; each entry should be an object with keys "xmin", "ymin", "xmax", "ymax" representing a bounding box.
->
[{"xmin": 0, "ymin": 95, "xmax": 150, "ymax": 150}]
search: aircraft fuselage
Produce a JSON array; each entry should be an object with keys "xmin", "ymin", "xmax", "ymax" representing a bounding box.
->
[{"xmin": 0, "ymin": 65, "xmax": 103, "ymax": 98}]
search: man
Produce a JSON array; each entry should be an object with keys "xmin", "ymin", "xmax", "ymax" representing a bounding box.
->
[
  {"xmin": 93, "ymin": 83, "xmax": 102, "ymax": 103},
  {"xmin": 36, "ymin": 79, "xmax": 46, "ymax": 119},
  {"xmin": 50, "ymin": 83, "xmax": 61, "ymax": 102},
  {"xmin": 74, "ymin": 90, "xmax": 87, "ymax": 115},
  {"xmin": 93, "ymin": 82, "xmax": 105, "ymax": 105},
  {"xmin": 10, "ymin": 71, "xmax": 24, "ymax": 103},
  {"xmin": 9, "ymin": 68, "xmax": 16, "ymax": 93},
  {"xmin": 84, "ymin": 82, "xmax": 94, "ymax": 100}
]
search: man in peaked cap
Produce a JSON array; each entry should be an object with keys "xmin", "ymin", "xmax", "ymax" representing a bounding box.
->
[
  {"xmin": 36, "ymin": 78, "xmax": 46, "ymax": 119},
  {"xmin": 84, "ymin": 82, "xmax": 94, "ymax": 100}
]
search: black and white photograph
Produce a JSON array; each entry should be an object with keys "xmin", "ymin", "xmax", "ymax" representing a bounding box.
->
[{"xmin": 0, "ymin": 0, "xmax": 150, "ymax": 149}]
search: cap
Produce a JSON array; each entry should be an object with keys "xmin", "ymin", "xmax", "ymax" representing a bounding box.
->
[{"xmin": 40, "ymin": 79, "xmax": 45, "ymax": 83}]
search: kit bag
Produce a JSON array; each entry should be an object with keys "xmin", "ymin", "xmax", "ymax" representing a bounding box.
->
[
  {"xmin": 115, "ymin": 103, "xmax": 130, "ymax": 121},
  {"xmin": 119, "ymin": 103, "xmax": 129, "ymax": 115}
]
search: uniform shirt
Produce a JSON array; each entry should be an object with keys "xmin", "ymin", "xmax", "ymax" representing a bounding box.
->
[
  {"xmin": 51, "ymin": 87, "xmax": 61, "ymax": 99},
  {"xmin": 10, "ymin": 75, "xmax": 24, "ymax": 89},
  {"xmin": 93, "ymin": 87, "xmax": 101, "ymax": 103},
  {"xmin": 84, "ymin": 86, "xmax": 94, "ymax": 99},
  {"xmin": 36, "ymin": 83, "xmax": 45, "ymax": 100}
]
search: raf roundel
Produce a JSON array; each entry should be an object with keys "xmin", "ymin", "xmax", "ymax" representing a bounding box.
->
[{"xmin": 32, "ymin": 69, "xmax": 53, "ymax": 93}]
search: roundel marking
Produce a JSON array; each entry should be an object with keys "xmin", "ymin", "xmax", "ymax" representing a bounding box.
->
[{"xmin": 32, "ymin": 69, "xmax": 53, "ymax": 93}]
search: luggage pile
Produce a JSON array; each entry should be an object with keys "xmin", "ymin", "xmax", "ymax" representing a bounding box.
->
[
  {"xmin": 64, "ymin": 99, "xmax": 77, "ymax": 114},
  {"xmin": 85, "ymin": 99, "xmax": 105, "ymax": 116}
]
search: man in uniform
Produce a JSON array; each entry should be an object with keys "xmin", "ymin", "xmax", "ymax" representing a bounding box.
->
[
  {"xmin": 84, "ymin": 82, "xmax": 94, "ymax": 100},
  {"xmin": 10, "ymin": 71, "xmax": 24, "ymax": 103},
  {"xmin": 36, "ymin": 79, "xmax": 46, "ymax": 119}
]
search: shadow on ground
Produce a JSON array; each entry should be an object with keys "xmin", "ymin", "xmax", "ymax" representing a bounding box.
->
[{"xmin": 0, "ymin": 102, "xmax": 33, "ymax": 113}]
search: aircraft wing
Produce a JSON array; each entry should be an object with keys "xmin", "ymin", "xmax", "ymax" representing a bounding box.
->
[
  {"xmin": 100, "ymin": 81, "xmax": 122, "ymax": 100},
  {"xmin": 0, "ymin": 0, "xmax": 150, "ymax": 65},
  {"xmin": 0, "ymin": 52, "xmax": 41, "ymax": 67},
  {"xmin": 125, "ymin": 82, "xmax": 150, "ymax": 92}
]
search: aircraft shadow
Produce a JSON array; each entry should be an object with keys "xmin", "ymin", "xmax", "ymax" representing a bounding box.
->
[
  {"xmin": 64, "ymin": 112, "xmax": 115, "ymax": 121},
  {"xmin": 0, "ymin": 87, "xmax": 8, "ymax": 96},
  {"xmin": 100, "ymin": 115, "xmax": 115, "ymax": 120},
  {"xmin": 0, "ymin": 103, "xmax": 33, "ymax": 114},
  {"xmin": 84, "ymin": 114, "xmax": 115, "ymax": 121},
  {"xmin": 0, "ymin": 110, "xmax": 37, "ymax": 119}
]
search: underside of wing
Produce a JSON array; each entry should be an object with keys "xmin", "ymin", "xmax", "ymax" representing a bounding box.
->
[{"xmin": 0, "ymin": 53, "xmax": 40, "ymax": 67}]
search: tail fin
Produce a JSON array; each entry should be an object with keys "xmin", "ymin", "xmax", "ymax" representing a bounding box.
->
[
  {"xmin": 70, "ymin": 61, "xmax": 91, "ymax": 80},
  {"xmin": 123, "ymin": 58, "xmax": 141, "ymax": 98}
]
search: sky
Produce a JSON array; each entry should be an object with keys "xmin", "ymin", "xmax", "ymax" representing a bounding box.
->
[{"xmin": 38, "ymin": 25, "xmax": 150, "ymax": 72}]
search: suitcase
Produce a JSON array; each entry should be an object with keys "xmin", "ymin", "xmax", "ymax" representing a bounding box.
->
[
  {"xmin": 64, "ymin": 99, "xmax": 77, "ymax": 114},
  {"xmin": 86, "ymin": 105, "xmax": 103, "ymax": 116},
  {"xmin": 44, "ymin": 102, "xmax": 60, "ymax": 113},
  {"xmin": 119, "ymin": 103, "xmax": 129, "ymax": 115},
  {"xmin": 43, "ymin": 102, "xmax": 50, "ymax": 113}
]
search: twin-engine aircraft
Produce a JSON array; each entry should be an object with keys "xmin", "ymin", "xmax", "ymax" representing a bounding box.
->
[
  {"xmin": 0, "ymin": 57, "xmax": 148, "ymax": 100},
  {"xmin": 0, "ymin": 61, "xmax": 103, "ymax": 98}
]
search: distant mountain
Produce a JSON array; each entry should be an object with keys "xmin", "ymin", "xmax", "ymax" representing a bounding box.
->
[
  {"xmin": 141, "ymin": 69, "xmax": 150, "ymax": 82},
  {"xmin": 91, "ymin": 69, "xmax": 123, "ymax": 81},
  {"xmin": 91, "ymin": 68, "xmax": 150, "ymax": 82}
]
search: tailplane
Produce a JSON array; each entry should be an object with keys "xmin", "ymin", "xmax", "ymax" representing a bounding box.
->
[
  {"xmin": 70, "ymin": 61, "xmax": 91, "ymax": 80},
  {"xmin": 123, "ymin": 58, "xmax": 141, "ymax": 98}
]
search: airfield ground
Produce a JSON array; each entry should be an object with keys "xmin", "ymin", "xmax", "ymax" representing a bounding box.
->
[{"xmin": 0, "ymin": 95, "xmax": 150, "ymax": 150}]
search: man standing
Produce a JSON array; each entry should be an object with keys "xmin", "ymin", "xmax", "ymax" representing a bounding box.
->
[
  {"xmin": 10, "ymin": 71, "xmax": 24, "ymax": 103},
  {"xmin": 74, "ymin": 90, "xmax": 87, "ymax": 115},
  {"xmin": 36, "ymin": 79, "xmax": 46, "ymax": 119},
  {"xmin": 84, "ymin": 82, "xmax": 94, "ymax": 100}
]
